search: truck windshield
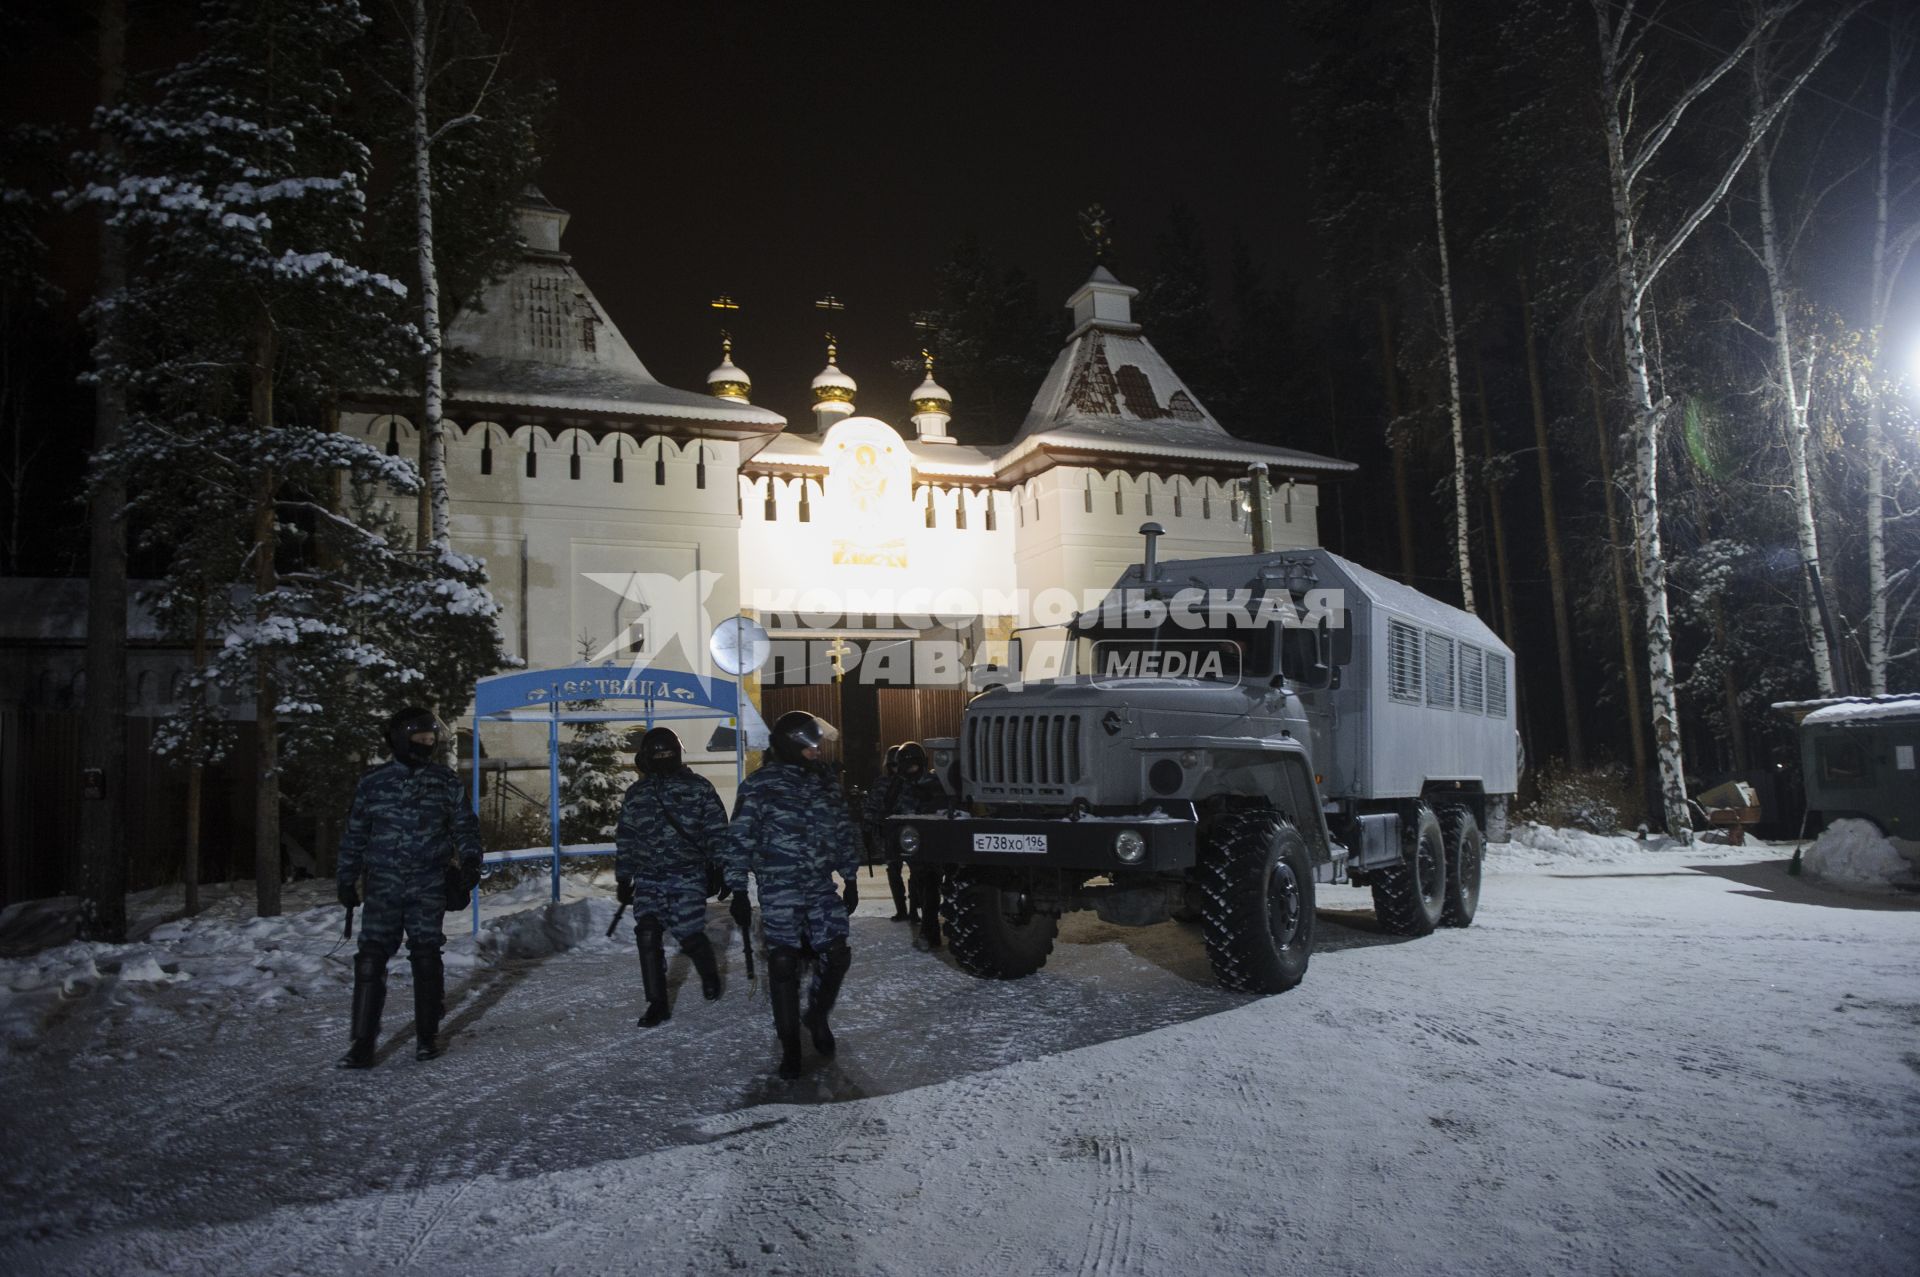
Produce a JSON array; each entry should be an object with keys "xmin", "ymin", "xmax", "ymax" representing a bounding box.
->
[{"xmin": 1074, "ymin": 623, "xmax": 1271, "ymax": 682}]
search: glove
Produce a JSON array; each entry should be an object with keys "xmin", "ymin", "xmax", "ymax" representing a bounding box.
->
[
  {"xmin": 729, "ymin": 891, "xmax": 752, "ymax": 931},
  {"xmin": 462, "ymin": 864, "xmax": 482, "ymax": 894},
  {"xmin": 338, "ymin": 882, "xmax": 359, "ymax": 909},
  {"xmin": 842, "ymin": 880, "xmax": 859, "ymax": 915},
  {"xmin": 616, "ymin": 876, "xmax": 635, "ymax": 906}
]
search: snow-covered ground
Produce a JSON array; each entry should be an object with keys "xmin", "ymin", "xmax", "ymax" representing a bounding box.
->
[{"xmin": 2, "ymin": 832, "xmax": 1916, "ymax": 1276}]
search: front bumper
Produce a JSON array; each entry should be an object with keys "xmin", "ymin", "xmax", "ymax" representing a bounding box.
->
[{"xmin": 886, "ymin": 812, "xmax": 1197, "ymax": 874}]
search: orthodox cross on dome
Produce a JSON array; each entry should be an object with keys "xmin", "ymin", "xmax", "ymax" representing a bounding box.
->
[
  {"xmin": 1079, "ymin": 204, "xmax": 1114, "ymax": 262},
  {"xmin": 922, "ymin": 347, "xmax": 936, "ymax": 374},
  {"xmin": 815, "ymin": 294, "xmax": 846, "ymax": 314},
  {"xmin": 709, "ymin": 293, "xmax": 740, "ymax": 351}
]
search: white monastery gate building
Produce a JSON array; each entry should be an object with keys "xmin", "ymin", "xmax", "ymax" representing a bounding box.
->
[{"xmin": 343, "ymin": 191, "xmax": 1353, "ymax": 798}]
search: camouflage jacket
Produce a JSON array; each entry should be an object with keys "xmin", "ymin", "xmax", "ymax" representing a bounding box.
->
[
  {"xmin": 337, "ymin": 760, "xmax": 481, "ymax": 892},
  {"xmin": 614, "ymin": 769, "xmax": 728, "ymax": 882},
  {"xmin": 860, "ymin": 773, "xmax": 943, "ymax": 838},
  {"xmin": 723, "ymin": 760, "xmax": 860, "ymax": 895}
]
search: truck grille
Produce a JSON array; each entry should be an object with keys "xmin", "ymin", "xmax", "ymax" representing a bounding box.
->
[{"xmin": 965, "ymin": 711, "xmax": 1084, "ymax": 798}]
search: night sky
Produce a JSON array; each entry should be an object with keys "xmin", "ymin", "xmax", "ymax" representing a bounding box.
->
[{"xmin": 501, "ymin": 0, "xmax": 1313, "ymax": 429}]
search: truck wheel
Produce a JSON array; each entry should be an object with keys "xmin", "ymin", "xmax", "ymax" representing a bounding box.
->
[
  {"xmin": 1198, "ymin": 810, "xmax": 1315, "ymax": 994},
  {"xmin": 1438, "ymin": 805, "xmax": 1482, "ymax": 927},
  {"xmin": 943, "ymin": 870, "xmax": 1057, "ymax": 979},
  {"xmin": 1371, "ymin": 803, "xmax": 1446, "ymax": 936}
]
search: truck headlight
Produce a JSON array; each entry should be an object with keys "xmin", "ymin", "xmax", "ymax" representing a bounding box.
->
[
  {"xmin": 1114, "ymin": 829, "xmax": 1147, "ymax": 863},
  {"xmin": 897, "ymin": 824, "xmax": 922, "ymax": 854},
  {"xmin": 933, "ymin": 748, "xmax": 954, "ymax": 770}
]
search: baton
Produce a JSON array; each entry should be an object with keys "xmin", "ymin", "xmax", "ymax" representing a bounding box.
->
[
  {"xmin": 342, "ymin": 905, "xmax": 354, "ymax": 940},
  {"xmin": 606, "ymin": 901, "xmax": 628, "ymax": 939}
]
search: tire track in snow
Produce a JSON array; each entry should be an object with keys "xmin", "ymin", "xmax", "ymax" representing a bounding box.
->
[
  {"xmin": 1651, "ymin": 1164, "xmax": 1809, "ymax": 1277},
  {"xmin": 1075, "ymin": 1134, "xmax": 1141, "ymax": 1277}
]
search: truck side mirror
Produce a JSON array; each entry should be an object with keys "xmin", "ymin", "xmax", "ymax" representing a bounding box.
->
[{"xmin": 1312, "ymin": 617, "xmax": 1334, "ymax": 689}]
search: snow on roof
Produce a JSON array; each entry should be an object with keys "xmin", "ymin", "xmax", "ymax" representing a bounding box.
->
[
  {"xmin": 434, "ymin": 195, "xmax": 783, "ymax": 432},
  {"xmin": 1009, "ymin": 288, "xmax": 1353, "ymax": 476},
  {"xmin": 1119, "ymin": 548, "xmax": 1506, "ymax": 654},
  {"xmin": 1332, "ymin": 552, "xmax": 1508, "ymax": 652},
  {"xmin": 1783, "ymin": 695, "xmax": 1920, "ymax": 726}
]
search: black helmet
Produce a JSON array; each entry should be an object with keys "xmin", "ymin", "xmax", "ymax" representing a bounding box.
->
[
  {"xmin": 384, "ymin": 706, "xmax": 438, "ymax": 767},
  {"xmin": 884, "ymin": 745, "xmax": 901, "ymax": 776},
  {"xmin": 896, "ymin": 741, "xmax": 930, "ymax": 778},
  {"xmin": 637, "ymin": 726, "xmax": 683, "ymax": 775},
  {"xmin": 770, "ymin": 710, "xmax": 825, "ymax": 765}
]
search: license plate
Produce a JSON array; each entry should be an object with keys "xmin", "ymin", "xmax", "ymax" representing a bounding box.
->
[{"xmin": 973, "ymin": 832, "xmax": 1048, "ymax": 855}]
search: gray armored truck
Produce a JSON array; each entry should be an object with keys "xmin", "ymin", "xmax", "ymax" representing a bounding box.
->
[{"xmin": 891, "ymin": 526, "xmax": 1518, "ymax": 994}]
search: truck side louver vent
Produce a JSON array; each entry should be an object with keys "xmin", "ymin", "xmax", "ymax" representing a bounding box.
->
[{"xmin": 966, "ymin": 712, "xmax": 1084, "ymax": 798}]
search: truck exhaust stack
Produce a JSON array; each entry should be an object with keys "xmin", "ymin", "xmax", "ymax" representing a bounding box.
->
[{"xmin": 1139, "ymin": 522, "xmax": 1164, "ymax": 581}]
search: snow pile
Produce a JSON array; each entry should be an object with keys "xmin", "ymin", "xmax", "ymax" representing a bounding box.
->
[
  {"xmin": 0, "ymin": 870, "xmax": 631, "ymax": 1048},
  {"xmin": 1801, "ymin": 819, "xmax": 1914, "ymax": 891},
  {"xmin": 473, "ymin": 896, "xmax": 621, "ymax": 963},
  {"xmin": 1491, "ymin": 822, "xmax": 1679, "ymax": 868}
]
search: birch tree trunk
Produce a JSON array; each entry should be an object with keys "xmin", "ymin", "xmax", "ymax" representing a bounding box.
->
[
  {"xmin": 1751, "ymin": 72, "xmax": 1835, "ymax": 695},
  {"xmin": 1589, "ymin": 0, "xmax": 1853, "ymax": 838},
  {"xmin": 251, "ymin": 315, "xmax": 281, "ymax": 918},
  {"xmin": 1428, "ymin": 0, "xmax": 1473, "ymax": 613},
  {"xmin": 1866, "ymin": 22, "xmax": 1914, "ymax": 694},
  {"xmin": 412, "ymin": 0, "xmax": 450, "ymax": 550},
  {"xmin": 77, "ymin": 0, "xmax": 129, "ymax": 942}
]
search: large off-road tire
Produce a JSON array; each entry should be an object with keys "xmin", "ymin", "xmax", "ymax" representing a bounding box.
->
[
  {"xmin": 1197, "ymin": 810, "xmax": 1315, "ymax": 994},
  {"xmin": 1438, "ymin": 804, "xmax": 1483, "ymax": 928},
  {"xmin": 1371, "ymin": 803, "xmax": 1447, "ymax": 936},
  {"xmin": 943, "ymin": 869, "xmax": 1058, "ymax": 979}
]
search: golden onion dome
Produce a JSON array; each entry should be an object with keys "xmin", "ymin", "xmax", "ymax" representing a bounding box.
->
[
  {"xmin": 811, "ymin": 337, "xmax": 857, "ymax": 404},
  {"xmin": 706, "ymin": 336, "xmax": 752, "ymax": 402},
  {"xmin": 909, "ymin": 349, "xmax": 952, "ymax": 416}
]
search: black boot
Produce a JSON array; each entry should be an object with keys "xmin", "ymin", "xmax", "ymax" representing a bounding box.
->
[
  {"xmin": 681, "ymin": 931, "xmax": 723, "ymax": 1001},
  {"xmin": 887, "ymin": 860, "xmax": 910, "ymax": 921},
  {"xmin": 910, "ymin": 874, "xmax": 942, "ymax": 950},
  {"xmin": 411, "ymin": 950, "xmax": 445, "ymax": 1061},
  {"xmin": 802, "ymin": 939, "xmax": 851, "ymax": 1056},
  {"xmin": 768, "ymin": 946, "xmax": 803, "ymax": 1080},
  {"xmin": 636, "ymin": 919, "xmax": 670, "ymax": 1027},
  {"xmin": 338, "ymin": 951, "xmax": 386, "ymax": 1069}
]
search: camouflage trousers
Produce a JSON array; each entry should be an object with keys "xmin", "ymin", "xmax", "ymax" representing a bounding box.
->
[
  {"xmin": 357, "ymin": 879, "xmax": 448, "ymax": 964},
  {"xmin": 631, "ymin": 871, "xmax": 708, "ymax": 944},
  {"xmin": 756, "ymin": 884, "xmax": 850, "ymax": 952}
]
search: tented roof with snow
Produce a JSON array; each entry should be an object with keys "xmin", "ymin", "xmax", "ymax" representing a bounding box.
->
[
  {"xmin": 412, "ymin": 189, "xmax": 785, "ymax": 434},
  {"xmin": 1001, "ymin": 266, "xmax": 1356, "ymax": 482}
]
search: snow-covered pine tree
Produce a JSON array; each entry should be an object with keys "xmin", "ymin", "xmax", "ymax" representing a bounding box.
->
[
  {"xmin": 556, "ymin": 637, "xmax": 629, "ymax": 846},
  {"xmin": 73, "ymin": 0, "xmax": 513, "ymax": 914}
]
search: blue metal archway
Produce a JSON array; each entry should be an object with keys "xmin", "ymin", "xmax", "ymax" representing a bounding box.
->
[{"xmin": 466, "ymin": 663, "xmax": 767, "ymax": 932}]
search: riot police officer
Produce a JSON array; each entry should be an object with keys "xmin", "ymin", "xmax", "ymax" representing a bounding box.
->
[
  {"xmin": 723, "ymin": 711, "xmax": 860, "ymax": 1080},
  {"xmin": 615, "ymin": 726, "xmax": 729, "ymax": 1026},
  {"xmin": 860, "ymin": 745, "xmax": 912, "ymax": 922},
  {"xmin": 336, "ymin": 707, "xmax": 480, "ymax": 1068},
  {"xmin": 893, "ymin": 742, "xmax": 946, "ymax": 951}
]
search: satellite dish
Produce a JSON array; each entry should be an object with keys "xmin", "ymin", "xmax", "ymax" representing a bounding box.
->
[{"xmin": 709, "ymin": 615, "xmax": 771, "ymax": 676}]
